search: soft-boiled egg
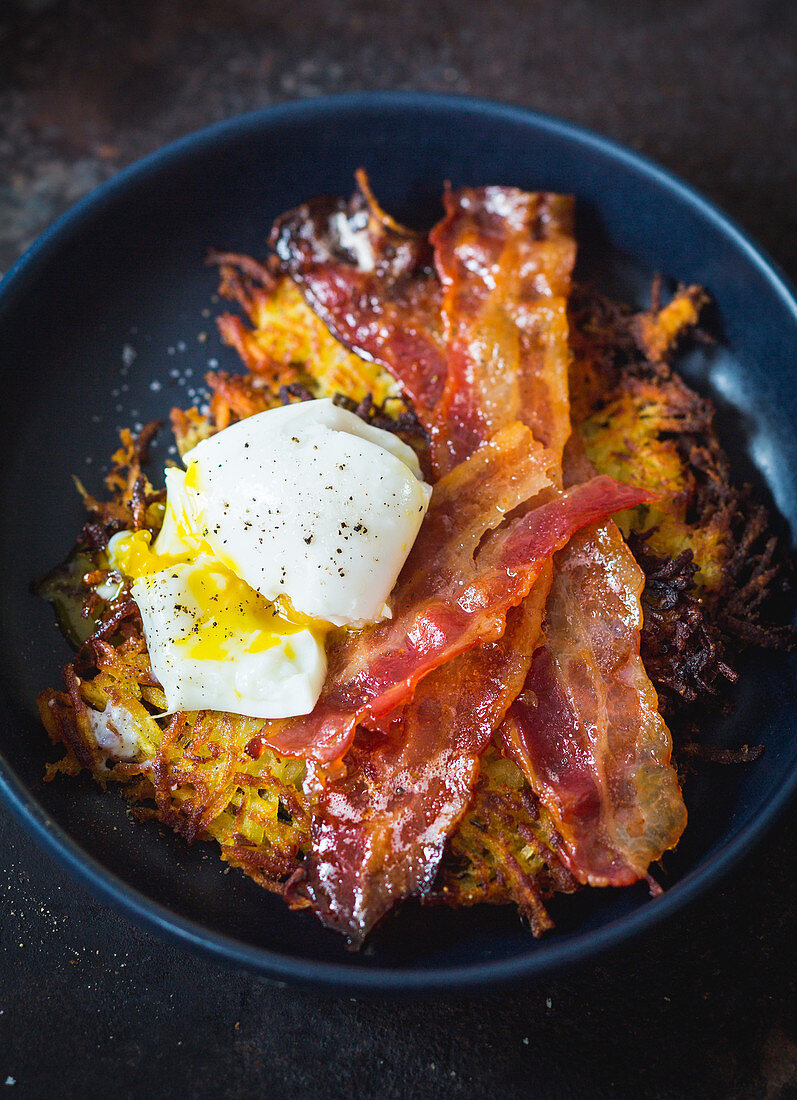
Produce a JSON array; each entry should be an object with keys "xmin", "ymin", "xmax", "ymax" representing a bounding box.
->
[{"xmin": 107, "ymin": 399, "xmax": 432, "ymax": 719}]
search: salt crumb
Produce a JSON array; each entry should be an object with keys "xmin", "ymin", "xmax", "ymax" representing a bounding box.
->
[
  {"xmin": 5, "ymin": 1077, "xmax": 15, "ymax": 1086},
  {"xmin": 546, "ymin": 997, "xmax": 552, "ymax": 1008},
  {"xmin": 208, "ymin": 358, "xmax": 218, "ymax": 368},
  {"xmin": 121, "ymin": 343, "xmax": 137, "ymax": 367},
  {"xmin": 149, "ymin": 380, "xmax": 162, "ymax": 392},
  {"xmin": 177, "ymin": 340, "xmax": 186, "ymax": 352}
]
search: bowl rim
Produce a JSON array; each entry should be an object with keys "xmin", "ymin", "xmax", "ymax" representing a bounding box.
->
[{"xmin": 1, "ymin": 90, "xmax": 796, "ymax": 994}]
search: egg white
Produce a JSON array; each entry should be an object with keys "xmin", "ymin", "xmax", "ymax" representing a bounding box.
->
[
  {"xmin": 108, "ymin": 399, "xmax": 432, "ymax": 720},
  {"xmin": 131, "ymin": 560, "xmax": 327, "ymax": 720},
  {"xmin": 181, "ymin": 398, "xmax": 432, "ymax": 627}
]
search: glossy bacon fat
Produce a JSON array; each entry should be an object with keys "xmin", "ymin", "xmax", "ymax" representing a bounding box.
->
[
  {"xmin": 305, "ymin": 594, "xmax": 547, "ymax": 943},
  {"xmin": 500, "ymin": 522, "xmax": 688, "ymax": 885},
  {"xmin": 430, "ymin": 187, "xmax": 575, "ymax": 475},
  {"xmin": 270, "ymin": 176, "xmax": 448, "ymax": 450}
]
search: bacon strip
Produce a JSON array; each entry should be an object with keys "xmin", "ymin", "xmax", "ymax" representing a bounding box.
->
[
  {"xmin": 430, "ymin": 187, "xmax": 575, "ymax": 475},
  {"xmin": 254, "ymin": 426, "xmax": 653, "ymax": 764},
  {"xmin": 306, "ymin": 588, "xmax": 549, "ymax": 943},
  {"xmin": 500, "ymin": 520, "xmax": 688, "ymax": 886},
  {"xmin": 270, "ymin": 187, "xmax": 447, "ymax": 434}
]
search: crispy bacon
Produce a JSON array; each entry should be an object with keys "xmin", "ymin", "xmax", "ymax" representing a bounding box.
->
[
  {"xmin": 252, "ymin": 425, "xmax": 653, "ymax": 765},
  {"xmin": 428, "ymin": 190, "xmax": 685, "ymax": 885},
  {"xmin": 273, "ymin": 177, "xmax": 684, "ymax": 930},
  {"xmin": 497, "ymin": 442, "xmax": 687, "ymax": 886},
  {"xmin": 270, "ymin": 184, "xmax": 447, "ymax": 442},
  {"xmin": 430, "ymin": 187, "xmax": 575, "ymax": 475},
  {"xmin": 272, "ymin": 181, "xmax": 576, "ymax": 479},
  {"xmin": 500, "ymin": 520, "xmax": 688, "ymax": 886},
  {"xmin": 306, "ymin": 591, "xmax": 548, "ymax": 942}
]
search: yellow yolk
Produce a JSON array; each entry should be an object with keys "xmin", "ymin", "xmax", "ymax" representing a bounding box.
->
[
  {"xmin": 109, "ymin": 532, "xmax": 329, "ymax": 651},
  {"xmin": 107, "ymin": 529, "xmax": 188, "ymax": 577},
  {"xmin": 184, "ymin": 462, "xmax": 201, "ymax": 490},
  {"xmin": 178, "ymin": 563, "xmax": 320, "ymax": 661},
  {"xmin": 107, "ymin": 529, "xmax": 330, "ymax": 701}
]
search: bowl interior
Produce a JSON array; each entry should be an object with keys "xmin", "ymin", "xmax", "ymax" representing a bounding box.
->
[{"xmin": 1, "ymin": 96, "xmax": 795, "ymax": 988}]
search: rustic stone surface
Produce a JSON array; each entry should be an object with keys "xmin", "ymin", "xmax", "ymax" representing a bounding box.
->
[{"xmin": 0, "ymin": 1, "xmax": 795, "ymax": 1096}]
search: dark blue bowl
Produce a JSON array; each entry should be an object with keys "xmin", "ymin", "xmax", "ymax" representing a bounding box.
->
[{"xmin": 1, "ymin": 93, "xmax": 795, "ymax": 993}]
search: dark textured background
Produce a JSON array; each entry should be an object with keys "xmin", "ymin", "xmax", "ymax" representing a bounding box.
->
[{"xmin": 0, "ymin": 1, "xmax": 795, "ymax": 1097}]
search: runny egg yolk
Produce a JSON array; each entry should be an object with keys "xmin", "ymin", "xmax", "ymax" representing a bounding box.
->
[
  {"xmin": 107, "ymin": 530, "xmax": 329, "ymax": 661},
  {"xmin": 106, "ymin": 529, "xmax": 186, "ymax": 577},
  {"xmin": 179, "ymin": 563, "xmax": 318, "ymax": 661}
]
